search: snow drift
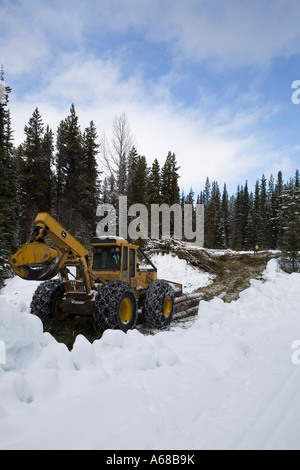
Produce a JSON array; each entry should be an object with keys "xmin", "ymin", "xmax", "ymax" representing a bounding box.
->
[{"xmin": 1, "ymin": 259, "xmax": 300, "ymax": 450}]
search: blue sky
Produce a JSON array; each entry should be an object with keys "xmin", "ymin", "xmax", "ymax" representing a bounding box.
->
[{"xmin": 1, "ymin": 0, "xmax": 300, "ymax": 196}]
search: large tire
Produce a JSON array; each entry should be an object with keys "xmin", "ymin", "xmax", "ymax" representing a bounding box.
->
[
  {"xmin": 30, "ymin": 279, "xmax": 65, "ymax": 324},
  {"xmin": 144, "ymin": 281, "xmax": 174, "ymax": 329},
  {"xmin": 93, "ymin": 280, "xmax": 138, "ymax": 333}
]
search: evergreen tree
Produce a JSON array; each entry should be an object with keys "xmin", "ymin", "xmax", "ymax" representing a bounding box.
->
[
  {"xmin": 55, "ymin": 104, "xmax": 84, "ymax": 234},
  {"xmin": 17, "ymin": 108, "xmax": 53, "ymax": 242},
  {"xmin": 279, "ymin": 177, "xmax": 300, "ymax": 271},
  {"xmin": 231, "ymin": 185, "xmax": 244, "ymax": 250},
  {"xmin": 295, "ymin": 169, "xmax": 300, "ymax": 189},
  {"xmin": 220, "ymin": 183, "xmax": 230, "ymax": 248},
  {"xmin": 125, "ymin": 147, "xmax": 149, "ymax": 240},
  {"xmin": 252, "ymin": 179, "xmax": 260, "ymax": 248},
  {"xmin": 205, "ymin": 181, "xmax": 221, "ymax": 248},
  {"xmin": 257, "ymin": 174, "xmax": 268, "ymax": 249},
  {"xmin": 203, "ymin": 177, "xmax": 211, "ymax": 207},
  {"xmin": 161, "ymin": 151, "xmax": 180, "ymax": 205},
  {"xmin": 267, "ymin": 174, "xmax": 278, "ymax": 249},
  {"xmin": 244, "ymin": 197, "xmax": 255, "ymax": 250},
  {"xmin": 184, "ymin": 187, "xmax": 194, "ymax": 205},
  {"xmin": 127, "ymin": 147, "xmax": 139, "ymax": 206},
  {"xmin": 42, "ymin": 125, "xmax": 55, "ymax": 212},
  {"xmin": 183, "ymin": 187, "xmax": 196, "ymax": 239},
  {"xmin": 79, "ymin": 120, "xmax": 100, "ymax": 239},
  {"xmin": 197, "ymin": 192, "xmax": 204, "ymax": 205},
  {"xmin": 100, "ymin": 175, "xmax": 117, "ymax": 205},
  {"xmin": 147, "ymin": 158, "xmax": 162, "ymax": 206},
  {"xmin": 0, "ymin": 68, "xmax": 18, "ymax": 285},
  {"xmin": 126, "ymin": 147, "xmax": 148, "ymax": 234}
]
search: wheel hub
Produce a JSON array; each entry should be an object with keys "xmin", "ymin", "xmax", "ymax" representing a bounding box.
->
[
  {"xmin": 119, "ymin": 297, "xmax": 133, "ymax": 324},
  {"xmin": 164, "ymin": 296, "xmax": 172, "ymax": 318}
]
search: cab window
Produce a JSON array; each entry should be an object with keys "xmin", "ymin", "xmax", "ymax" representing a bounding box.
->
[
  {"xmin": 123, "ymin": 246, "xmax": 128, "ymax": 271},
  {"xmin": 93, "ymin": 247, "xmax": 121, "ymax": 271},
  {"xmin": 129, "ymin": 249, "xmax": 135, "ymax": 277}
]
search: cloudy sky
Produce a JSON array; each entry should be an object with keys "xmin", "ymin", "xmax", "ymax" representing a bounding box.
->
[{"xmin": 1, "ymin": 0, "xmax": 300, "ymax": 196}]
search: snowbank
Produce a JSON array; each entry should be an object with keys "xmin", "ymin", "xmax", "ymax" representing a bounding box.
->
[
  {"xmin": 1, "ymin": 259, "xmax": 300, "ymax": 449},
  {"xmin": 151, "ymin": 252, "xmax": 214, "ymax": 293}
]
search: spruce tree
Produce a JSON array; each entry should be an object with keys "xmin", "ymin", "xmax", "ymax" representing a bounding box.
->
[
  {"xmin": 55, "ymin": 104, "xmax": 84, "ymax": 233},
  {"xmin": 279, "ymin": 176, "xmax": 300, "ymax": 271},
  {"xmin": 17, "ymin": 108, "xmax": 54, "ymax": 242},
  {"xmin": 148, "ymin": 158, "xmax": 162, "ymax": 205},
  {"xmin": 42, "ymin": 125, "xmax": 55, "ymax": 212},
  {"xmin": 252, "ymin": 180, "xmax": 260, "ymax": 249},
  {"xmin": 268, "ymin": 174, "xmax": 278, "ymax": 249},
  {"xmin": 79, "ymin": 120, "xmax": 100, "ymax": 239},
  {"xmin": 231, "ymin": 186, "xmax": 244, "ymax": 250},
  {"xmin": 205, "ymin": 181, "xmax": 221, "ymax": 248},
  {"xmin": 0, "ymin": 68, "xmax": 18, "ymax": 285},
  {"xmin": 257, "ymin": 174, "xmax": 268, "ymax": 249},
  {"xmin": 203, "ymin": 177, "xmax": 211, "ymax": 207},
  {"xmin": 127, "ymin": 146, "xmax": 139, "ymax": 207},
  {"xmin": 161, "ymin": 151, "xmax": 180, "ymax": 205},
  {"xmin": 220, "ymin": 184, "xmax": 230, "ymax": 248}
]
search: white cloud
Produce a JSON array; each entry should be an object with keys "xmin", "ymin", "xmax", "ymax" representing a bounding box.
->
[
  {"xmin": 82, "ymin": 0, "xmax": 300, "ymax": 67},
  {"xmin": 3, "ymin": 1, "xmax": 299, "ymax": 196},
  {"xmin": 10, "ymin": 52, "xmax": 296, "ymax": 196},
  {"xmin": 165, "ymin": 0, "xmax": 300, "ymax": 66},
  {"xmin": 4, "ymin": 0, "xmax": 300, "ymax": 80}
]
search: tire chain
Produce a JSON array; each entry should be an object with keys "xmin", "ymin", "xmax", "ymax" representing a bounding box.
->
[
  {"xmin": 30, "ymin": 279, "xmax": 64, "ymax": 323},
  {"xmin": 145, "ymin": 280, "xmax": 175, "ymax": 329},
  {"xmin": 93, "ymin": 280, "xmax": 137, "ymax": 333}
]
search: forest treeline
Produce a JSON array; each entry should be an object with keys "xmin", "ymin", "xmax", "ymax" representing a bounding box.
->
[{"xmin": 1, "ymin": 73, "xmax": 300, "ymax": 284}]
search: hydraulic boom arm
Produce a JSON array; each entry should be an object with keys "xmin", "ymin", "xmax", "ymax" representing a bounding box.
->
[{"xmin": 8, "ymin": 213, "xmax": 90, "ymax": 284}]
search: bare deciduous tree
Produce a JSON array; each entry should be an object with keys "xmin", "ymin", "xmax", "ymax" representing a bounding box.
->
[{"xmin": 100, "ymin": 112, "xmax": 134, "ymax": 197}]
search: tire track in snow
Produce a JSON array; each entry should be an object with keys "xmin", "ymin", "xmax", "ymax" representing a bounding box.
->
[{"xmin": 234, "ymin": 364, "xmax": 300, "ymax": 450}]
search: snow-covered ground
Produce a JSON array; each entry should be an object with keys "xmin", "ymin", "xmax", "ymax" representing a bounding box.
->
[
  {"xmin": 1, "ymin": 258, "xmax": 300, "ymax": 450},
  {"xmin": 149, "ymin": 253, "xmax": 214, "ymax": 293}
]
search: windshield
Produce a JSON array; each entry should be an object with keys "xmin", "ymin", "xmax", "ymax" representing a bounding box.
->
[{"xmin": 93, "ymin": 246, "xmax": 121, "ymax": 271}]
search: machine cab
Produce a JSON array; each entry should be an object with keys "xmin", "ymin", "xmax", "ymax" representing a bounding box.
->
[
  {"xmin": 90, "ymin": 237, "xmax": 138, "ymax": 283},
  {"xmin": 90, "ymin": 237, "xmax": 158, "ymax": 289}
]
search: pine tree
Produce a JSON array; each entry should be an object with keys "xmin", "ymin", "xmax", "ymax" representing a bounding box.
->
[
  {"xmin": 257, "ymin": 174, "xmax": 268, "ymax": 249},
  {"xmin": 0, "ymin": 68, "xmax": 18, "ymax": 285},
  {"xmin": 267, "ymin": 174, "xmax": 278, "ymax": 249},
  {"xmin": 252, "ymin": 179, "xmax": 260, "ymax": 249},
  {"xmin": 42, "ymin": 125, "xmax": 55, "ymax": 212},
  {"xmin": 205, "ymin": 181, "xmax": 221, "ymax": 248},
  {"xmin": 147, "ymin": 158, "xmax": 162, "ymax": 205},
  {"xmin": 127, "ymin": 147, "xmax": 139, "ymax": 207},
  {"xmin": 17, "ymin": 108, "xmax": 54, "ymax": 242},
  {"xmin": 279, "ymin": 176, "xmax": 300, "ymax": 271},
  {"xmin": 240, "ymin": 181, "xmax": 251, "ymax": 249},
  {"xmin": 79, "ymin": 120, "xmax": 100, "ymax": 239},
  {"xmin": 203, "ymin": 177, "xmax": 211, "ymax": 207},
  {"xmin": 231, "ymin": 186, "xmax": 243, "ymax": 250},
  {"xmin": 55, "ymin": 104, "xmax": 84, "ymax": 233},
  {"xmin": 220, "ymin": 184, "xmax": 230, "ymax": 248},
  {"xmin": 161, "ymin": 151, "xmax": 180, "ymax": 205}
]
